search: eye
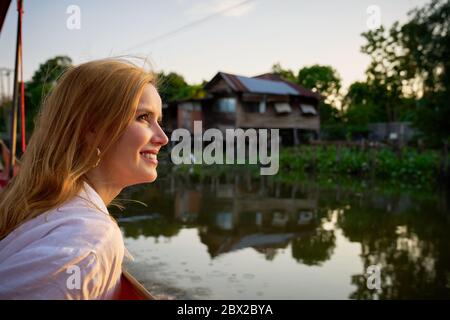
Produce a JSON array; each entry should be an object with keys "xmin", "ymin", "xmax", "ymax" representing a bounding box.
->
[{"xmin": 137, "ymin": 113, "xmax": 150, "ymax": 122}]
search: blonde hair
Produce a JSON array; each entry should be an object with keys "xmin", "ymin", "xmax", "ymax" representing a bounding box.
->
[{"xmin": 0, "ymin": 58, "xmax": 156, "ymax": 240}]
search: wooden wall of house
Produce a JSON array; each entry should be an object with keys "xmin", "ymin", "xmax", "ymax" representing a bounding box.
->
[
  {"xmin": 202, "ymin": 98, "xmax": 237, "ymax": 132},
  {"xmin": 177, "ymin": 103, "xmax": 203, "ymax": 133},
  {"xmin": 236, "ymin": 96, "xmax": 320, "ymax": 131},
  {"xmin": 201, "ymin": 79, "xmax": 237, "ymax": 131},
  {"xmin": 162, "ymin": 103, "xmax": 178, "ymax": 134},
  {"xmin": 207, "ymin": 78, "xmax": 234, "ymax": 95}
]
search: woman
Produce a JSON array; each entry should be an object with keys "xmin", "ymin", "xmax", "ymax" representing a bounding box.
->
[{"xmin": 0, "ymin": 59, "xmax": 168, "ymax": 299}]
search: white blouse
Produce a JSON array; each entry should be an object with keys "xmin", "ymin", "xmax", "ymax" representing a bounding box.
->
[{"xmin": 0, "ymin": 182, "xmax": 125, "ymax": 300}]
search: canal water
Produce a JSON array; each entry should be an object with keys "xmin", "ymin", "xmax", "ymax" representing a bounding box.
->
[{"xmin": 112, "ymin": 170, "xmax": 450, "ymax": 299}]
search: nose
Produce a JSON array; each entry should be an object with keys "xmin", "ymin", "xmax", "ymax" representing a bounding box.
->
[{"xmin": 151, "ymin": 123, "xmax": 169, "ymax": 147}]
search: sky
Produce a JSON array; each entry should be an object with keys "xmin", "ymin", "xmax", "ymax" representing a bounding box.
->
[{"xmin": 0, "ymin": 0, "xmax": 430, "ymax": 94}]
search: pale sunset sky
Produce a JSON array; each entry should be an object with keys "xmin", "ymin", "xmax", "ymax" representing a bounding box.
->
[{"xmin": 0, "ymin": 0, "xmax": 430, "ymax": 91}]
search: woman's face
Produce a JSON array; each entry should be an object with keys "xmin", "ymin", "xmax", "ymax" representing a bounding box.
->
[{"xmin": 99, "ymin": 84, "xmax": 169, "ymax": 187}]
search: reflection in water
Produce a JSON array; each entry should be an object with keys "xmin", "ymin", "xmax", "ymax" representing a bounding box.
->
[{"xmin": 113, "ymin": 171, "xmax": 450, "ymax": 299}]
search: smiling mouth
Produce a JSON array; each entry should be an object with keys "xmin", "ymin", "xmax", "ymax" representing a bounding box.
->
[{"xmin": 140, "ymin": 152, "xmax": 157, "ymax": 160}]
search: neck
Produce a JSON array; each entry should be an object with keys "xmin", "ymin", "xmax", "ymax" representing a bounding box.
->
[{"xmin": 84, "ymin": 174, "xmax": 122, "ymax": 206}]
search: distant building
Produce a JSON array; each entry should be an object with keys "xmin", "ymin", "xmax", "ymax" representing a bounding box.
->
[
  {"xmin": 164, "ymin": 72, "xmax": 321, "ymax": 145},
  {"xmin": 368, "ymin": 122, "xmax": 417, "ymax": 144}
]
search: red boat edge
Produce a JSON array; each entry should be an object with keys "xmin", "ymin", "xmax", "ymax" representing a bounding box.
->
[{"xmin": 118, "ymin": 269, "xmax": 155, "ymax": 300}]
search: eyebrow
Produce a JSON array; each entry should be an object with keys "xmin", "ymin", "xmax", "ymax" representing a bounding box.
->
[{"xmin": 136, "ymin": 108, "xmax": 163, "ymax": 122}]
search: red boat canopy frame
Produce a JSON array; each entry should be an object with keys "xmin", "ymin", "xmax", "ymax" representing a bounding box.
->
[{"xmin": 0, "ymin": 0, "xmax": 11, "ymax": 33}]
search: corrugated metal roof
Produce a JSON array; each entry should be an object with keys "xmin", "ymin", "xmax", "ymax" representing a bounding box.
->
[
  {"xmin": 221, "ymin": 73, "xmax": 246, "ymax": 92},
  {"xmin": 205, "ymin": 72, "xmax": 321, "ymax": 99},
  {"xmin": 254, "ymin": 73, "xmax": 322, "ymax": 99},
  {"xmin": 235, "ymin": 75, "xmax": 300, "ymax": 96}
]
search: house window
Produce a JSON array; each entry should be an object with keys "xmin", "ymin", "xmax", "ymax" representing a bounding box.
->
[
  {"xmin": 180, "ymin": 102, "xmax": 201, "ymax": 111},
  {"xmin": 274, "ymin": 102, "xmax": 292, "ymax": 114},
  {"xmin": 259, "ymin": 101, "xmax": 266, "ymax": 113},
  {"xmin": 245, "ymin": 102, "xmax": 260, "ymax": 113},
  {"xmin": 216, "ymin": 98, "xmax": 236, "ymax": 113},
  {"xmin": 300, "ymin": 104, "xmax": 317, "ymax": 116},
  {"xmin": 246, "ymin": 100, "xmax": 267, "ymax": 113},
  {"xmin": 180, "ymin": 102, "xmax": 192, "ymax": 111}
]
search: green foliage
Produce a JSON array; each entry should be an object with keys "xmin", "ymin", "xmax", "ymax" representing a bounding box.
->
[
  {"xmin": 401, "ymin": 0, "xmax": 450, "ymax": 146},
  {"xmin": 319, "ymin": 101, "xmax": 341, "ymax": 125},
  {"xmin": 279, "ymin": 146, "xmax": 440, "ymax": 186},
  {"xmin": 157, "ymin": 72, "xmax": 206, "ymax": 102},
  {"xmin": 298, "ymin": 65, "xmax": 342, "ymax": 108},
  {"xmin": 169, "ymin": 145, "xmax": 441, "ymax": 189},
  {"xmin": 29, "ymin": 56, "xmax": 72, "ymax": 85},
  {"xmin": 271, "ymin": 62, "xmax": 297, "ymax": 83},
  {"xmin": 25, "ymin": 56, "xmax": 73, "ymax": 135},
  {"xmin": 360, "ymin": 24, "xmax": 414, "ymax": 123},
  {"xmin": 344, "ymin": 82, "xmax": 378, "ymax": 125},
  {"xmin": 320, "ymin": 124, "xmax": 348, "ymax": 141},
  {"xmin": 413, "ymin": 95, "xmax": 450, "ymax": 147}
]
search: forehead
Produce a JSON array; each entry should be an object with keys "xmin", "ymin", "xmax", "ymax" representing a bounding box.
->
[{"xmin": 137, "ymin": 84, "xmax": 162, "ymax": 112}]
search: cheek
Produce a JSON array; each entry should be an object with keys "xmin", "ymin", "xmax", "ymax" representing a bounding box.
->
[
  {"xmin": 121, "ymin": 124, "xmax": 149, "ymax": 151},
  {"xmin": 107, "ymin": 124, "xmax": 150, "ymax": 164}
]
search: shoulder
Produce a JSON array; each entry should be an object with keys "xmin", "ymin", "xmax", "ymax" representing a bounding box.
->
[
  {"xmin": 0, "ymin": 202, "xmax": 124, "ymax": 299},
  {"xmin": 51, "ymin": 203, "xmax": 123, "ymax": 252}
]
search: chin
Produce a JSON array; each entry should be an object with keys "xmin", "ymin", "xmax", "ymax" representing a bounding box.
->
[
  {"xmin": 146, "ymin": 171, "xmax": 158, "ymax": 183},
  {"xmin": 134, "ymin": 167, "xmax": 158, "ymax": 184},
  {"xmin": 133, "ymin": 175, "xmax": 157, "ymax": 186}
]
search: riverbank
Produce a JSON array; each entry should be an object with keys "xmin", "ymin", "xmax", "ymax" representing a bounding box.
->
[{"xmin": 164, "ymin": 145, "xmax": 446, "ymax": 191}]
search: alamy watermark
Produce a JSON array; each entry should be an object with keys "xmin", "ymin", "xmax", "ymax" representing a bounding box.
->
[
  {"xmin": 170, "ymin": 121, "xmax": 279, "ymax": 175},
  {"xmin": 66, "ymin": 264, "xmax": 81, "ymax": 290},
  {"xmin": 366, "ymin": 264, "xmax": 382, "ymax": 291},
  {"xmin": 66, "ymin": 264, "xmax": 101, "ymax": 292},
  {"xmin": 66, "ymin": 5, "xmax": 81, "ymax": 30},
  {"xmin": 366, "ymin": 5, "xmax": 381, "ymax": 30}
]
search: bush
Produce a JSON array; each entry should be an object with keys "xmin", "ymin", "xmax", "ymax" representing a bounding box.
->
[{"xmin": 279, "ymin": 146, "xmax": 439, "ymax": 186}]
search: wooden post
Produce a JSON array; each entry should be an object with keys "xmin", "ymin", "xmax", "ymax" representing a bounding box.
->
[
  {"xmin": 293, "ymin": 128, "xmax": 300, "ymax": 146},
  {"xmin": 8, "ymin": 0, "xmax": 23, "ymax": 179}
]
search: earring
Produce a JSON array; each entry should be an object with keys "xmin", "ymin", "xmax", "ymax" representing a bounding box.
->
[{"xmin": 93, "ymin": 147, "xmax": 101, "ymax": 168}]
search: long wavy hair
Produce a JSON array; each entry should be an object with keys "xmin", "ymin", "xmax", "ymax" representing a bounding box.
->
[{"xmin": 0, "ymin": 58, "xmax": 156, "ymax": 240}]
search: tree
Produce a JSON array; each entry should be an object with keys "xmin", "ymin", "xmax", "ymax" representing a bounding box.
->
[
  {"xmin": 157, "ymin": 72, "xmax": 205, "ymax": 103},
  {"xmin": 296, "ymin": 65, "xmax": 343, "ymax": 133},
  {"xmin": 359, "ymin": 0, "xmax": 450, "ymax": 147},
  {"xmin": 360, "ymin": 24, "xmax": 414, "ymax": 124},
  {"xmin": 344, "ymin": 81, "xmax": 378, "ymax": 126},
  {"xmin": 297, "ymin": 65, "xmax": 342, "ymax": 109},
  {"xmin": 29, "ymin": 56, "xmax": 72, "ymax": 86},
  {"xmin": 25, "ymin": 56, "xmax": 73, "ymax": 135},
  {"xmin": 271, "ymin": 63, "xmax": 297, "ymax": 83},
  {"xmin": 400, "ymin": 0, "xmax": 450, "ymax": 146}
]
